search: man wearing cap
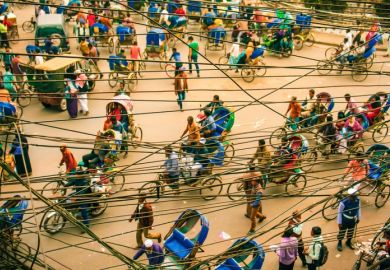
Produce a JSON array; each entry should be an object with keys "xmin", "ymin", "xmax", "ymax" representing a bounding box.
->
[
  {"xmin": 133, "ymin": 239, "xmax": 164, "ymax": 268},
  {"xmin": 337, "ymin": 187, "xmax": 361, "ymax": 251}
]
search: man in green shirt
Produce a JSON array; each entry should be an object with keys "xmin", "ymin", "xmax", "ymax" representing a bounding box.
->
[{"xmin": 188, "ymin": 36, "xmax": 200, "ymax": 77}]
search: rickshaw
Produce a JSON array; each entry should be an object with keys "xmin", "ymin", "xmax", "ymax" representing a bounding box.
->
[
  {"xmin": 128, "ymin": 0, "xmax": 146, "ymax": 12},
  {"xmin": 143, "ymin": 28, "xmax": 168, "ymax": 68},
  {"xmin": 286, "ymin": 134, "xmax": 317, "ymax": 172},
  {"xmin": 35, "ymin": 14, "xmax": 70, "ymax": 52},
  {"xmin": 146, "ymin": 2, "xmax": 160, "ymax": 31},
  {"xmin": 321, "ymin": 144, "xmax": 390, "ymax": 221},
  {"xmin": 166, "ymin": 15, "xmax": 187, "ymax": 48},
  {"xmin": 215, "ymin": 238, "xmax": 265, "ymax": 270},
  {"xmin": 188, "ymin": 0, "xmax": 202, "ymax": 24},
  {"xmin": 261, "ymin": 28, "xmax": 293, "ymax": 58},
  {"xmin": 0, "ymin": 195, "xmax": 28, "ymax": 237},
  {"xmin": 293, "ymin": 14, "xmax": 314, "ymax": 50},
  {"xmin": 91, "ymin": 23, "xmax": 115, "ymax": 53},
  {"xmin": 240, "ymin": 46, "xmax": 267, "ymax": 83},
  {"xmin": 0, "ymin": 13, "xmax": 19, "ymax": 44},
  {"xmin": 199, "ymin": 12, "xmax": 216, "ymax": 39},
  {"xmin": 161, "ymin": 209, "xmax": 211, "ymax": 269},
  {"xmin": 114, "ymin": 25, "xmax": 137, "ymax": 53},
  {"xmin": 108, "ymin": 55, "xmax": 138, "ymax": 92},
  {"xmin": 110, "ymin": 3, "xmax": 126, "ymax": 24},
  {"xmin": 20, "ymin": 56, "xmax": 100, "ymax": 111},
  {"xmin": 205, "ymin": 27, "xmax": 227, "ymax": 56},
  {"xmin": 363, "ymin": 92, "xmax": 390, "ymax": 143},
  {"xmin": 56, "ymin": 0, "xmax": 81, "ymax": 20}
]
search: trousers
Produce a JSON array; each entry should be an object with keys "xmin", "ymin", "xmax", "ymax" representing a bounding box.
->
[
  {"xmin": 337, "ymin": 218, "xmax": 356, "ymax": 241},
  {"xmin": 136, "ymin": 222, "xmax": 161, "ymax": 247},
  {"xmin": 177, "ymin": 91, "xmax": 186, "ymax": 110},
  {"xmin": 78, "ymin": 93, "xmax": 89, "ymax": 112},
  {"xmin": 250, "ymin": 203, "xmax": 265, "ymax": 231},
  {"xmin": 188, "ymin": 54, "xmax": 200, "ymax": 74}
]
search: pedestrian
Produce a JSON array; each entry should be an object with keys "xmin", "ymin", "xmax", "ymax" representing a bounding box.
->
[
  {"xmin": 247, "ymin": 169, "xmax": 266, "ymax": 234},
  {"xmin": 129, "ymin": 194, "xmax": 162, "ymax": 248},
  {"xmin": 59, "ymin": 145, "xmax": 77, "ymax": 173},
  {"xmin": 9, "ymin": 131, "xmax": 32, "ymax": 177},
  {"xmin": 0, "ymin": 19, "xmax": 9, "ymax": 48},
  {"xmin": 79, "ymin": 38, "xmax": 90, "ymax": 56},
  {"xmin": 288, "ymin": 210, "xmax": 306, "ymax": 267},
  {"xmin": 249, "ymin": 139, "xmax": 272, "ymax": 186},
  {"xmin": 133, "ymin": 239, "xmax": 164, "ymax": 268},
  {"xmin": 174, "ymin": 66, "xmax": 188, "ymax": 111},
  {"xmin": 304, "ymin": 226, "xmax": 324, "ymax": 270},
  {"xmin": 75, "ymin": 70, "xmax": 89, "ymax": 115},
  {"xmin": 64, "ymin": 79, "xmax": 78, "ymax": 118},
  {"xmin": 129, "ymin": 41, "xmax": 142, "ymax": 76},
  {"xmin": 187, "ymin": 36, "xmax": 200, "ymax": 77},
  {"xmin": 337, "ymin": 187, "xmax": 360, "ymax": 251},
  {"xmin": 275, "ymin": 227, "xmax": 298, "ymax": 270},
  {"xmin": 169, "ymin": 47, "xmax": 183, "ymax": 76}
]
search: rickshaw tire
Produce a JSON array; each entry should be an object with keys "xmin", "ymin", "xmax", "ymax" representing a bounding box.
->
[
  {"xmin": 325, "ymin": 47, "xmax": 338, "ymax": 61},
  {"xmin": 241, "ymin": 67, "xmax": 255, "ymax": 83},
  {"xmin": 317, "ymin": 60, "xmax": 332, "ymax": 75},
  {"xmin": 13, "ymin": 241, "xmax": 32, "ymax": 264},
  {"xmin": 227, "ymin": 180, "xmax": 245, "ymax": 201},
  {"xmin": 293, "ymin": 36, "xmax": 304, "ymax": 50},
  {"xmin": 22, "ymin": 21, "xmax": 35, "ymax": 33},
  {"xmin": 285, "ymin": 174, "xmax": 306, "ymax": 195},
  {"xmin": 305, "ymin": 33, "xmax": 315, "ymax": 47},
  {"xmin": 139, "ymin": 181, "xmax": 160, "ymax": 201},
  {"xmin": 108, "ymin": 73, "xmax": 118, "ymax": 87},
  {"xmin": 269, "ymin": 128, "xmax": 287, "ymax": 148},
  {"xmin": 351, "ymin": 260, "xmax": 361, "ymax": 270},
  {"xmin": 108, "ymin": 38, "xmax": 114, "ymax": 54},
  {"xmin": 42, "ymin": 211, "xmax": 66, "ymax": 234},
  {"xmin": 90, "ymin": 199, "xmax": 108, "ymax": 216},
  {"xmin": 59, "ymin": 99, "xmax": 67, "ymax": 111},
  {"xmin": 17, "ymin": 89, "xmax": 31, "ymax": 108},
  {"xmin": 372, "ymin": 123, "xmax": 388, "ymax": 143},
  {"xmin": 322, "ymin": 196, "xmax": 341, "ymax": 221},
  {"xmin": 200, "ymin": 176, "xmax": 222, "ymax": 201},
  {"xmin": 224, "ymin": 143, "xmax": 235, "ymax": 165},
  {"xmin": 375, "ymin": 184, "xmax": 390, "ymax": 208},
  {"xmin": 126, "ymin": 73, "xmax": 138, "ymax": 92}
]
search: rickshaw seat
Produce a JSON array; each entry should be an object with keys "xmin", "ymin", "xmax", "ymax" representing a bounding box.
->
[
  {"xmin": 165, "ymin": 228, "xmax": 194, "ymax": 260},
  {"xmin": 117, "ymin": 26, "xmax": 133, "ymax": 42},
  {"xmin": 215, "ymin": 258, "xmax": 241, "ymax": 270},
  {"xmin": 368, "ymin": 161, "xmax": 383, "ymax": 180},
  {"xmin": 209, "ymin": 27, "xmax": 226, "ymax": 44},
  {"xmin": 290, "ymin": 140, "xmax": 301, "ymax": 151}
]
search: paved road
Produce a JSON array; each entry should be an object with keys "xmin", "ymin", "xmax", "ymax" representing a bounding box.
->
[{"xmin": 2, "ymin": 4, "xmax": 390, "ymax": 270}]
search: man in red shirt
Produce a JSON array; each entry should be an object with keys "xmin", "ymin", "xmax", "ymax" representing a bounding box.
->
[
  {"xmin": 175, "ymin": 5, "xmax": 186, "ymax": 17},
  {"xmin": 59, "ymin": 145, "xmax": 77, "ymax": 173},
  {"xmin": 129, "ymin": 41, "xmax": 142, "ymax": 76}
]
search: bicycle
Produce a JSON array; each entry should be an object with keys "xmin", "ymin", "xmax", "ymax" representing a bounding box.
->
[
  {"xmin": 293, "ymin": 30, "xmax": 315, "ymax": 50},
  {"xmin": 22, "ymin": 17, "xmax": 36, "ymax": 33}
]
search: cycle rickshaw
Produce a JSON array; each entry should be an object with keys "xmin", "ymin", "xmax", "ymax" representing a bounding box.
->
[
  {"xmin": 188, "ymin": 0, "xmax": 202, "ymax": 24},
  {"xmin": 91, "ymin": 24, "xmax": 115, "ymax": 53},
  {"xmin": 363, "ymin": 92, "xmax": 390, "ymax": 143},
  {"xmin": 161, "ymin": 209, "xmax": 211, "ymax": 269},
  {"xmin": 143, "ymin": 28, "xmax": 168, "ymax": 68},
  {"xmin": 240, "ymin": 46, "xmax": 267, "ymax": 83},
  {"xmin": 293, "ymin": 14, "xmax": 314, "ymax": 50},
  {"xmin": 0, "ymin": 195, "xmax": 28, "ymax": 237},
  {"xmin": 0, "ymin": 12, "xmax": 19, "ymax": 45},
  {"xmin": 215, "ymin": 238, "xmax": 265, "ymax": 270},
  {"xmin": 114, "ymin": 25, "xmax": 137, "ymax": 54},
  {"xmin": 108, "ymin": 55, "xmax": 138, "ymax": 92},
  {"xmin": 146, "ymin": 3, "xmax": 160, "ymax": 31},
  {"xmin": 166, "ymin": 15, "xmax": 187, "ymax": 48},
  {"xmin": 322, "ymin": 144, "xmax": 390, "ymax": 221},
  {"xmin": 110, "ymin": 3, "xmax": 126, "ymax": 24},
  {"xmin": 205, "ymin": 26, "xmax": 227, "ymax": 56},
  {"xmin": 0, "ymin": 101, "xmax": 23, "ymax": 129}
]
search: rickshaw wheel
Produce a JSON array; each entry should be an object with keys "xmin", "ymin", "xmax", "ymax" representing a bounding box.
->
[
  {"xmin": 200, "ymin": 176, "xmax": 222, "ymax": 201},
  {"xmin": 285, "ymin": 174, "xmax": 306, "ymax": 194},
  {"xmin": 300, "ymin": 151, "xmax": 317, "ymax": 172},
  {"xmin": 367, "ymin": 55, "xmax": 374, "ymax": 69},
  {"xmin": 111, "ymin": 173, "xmax": 126, "ymax": 192},
  {"xmin": 241, "ymin": 67, "xmax": 255, "ymax": 83},
  {"xmin": 227, "ymin": 179, "xmax": 246, "ymax": 201},
  {"xmin": 372, "ymin": 123, "xmax": 388, "ymax": 143},
  {"xmin": 90, "ymin": 199, "xmax": 108, "ymax": 217},
  {"xmin": 325, "ymin": 47, "xmax": 338, "ymax": 60},
  {"xmin": 347, "ymin": 143, "xmax": 364, "ymax": 161},
  {"xmin": 16, "ymin": 105, "xmax": 23, "ymax": 120},
  {"xmin": 351, "ymin": 62, "xmax": 368, "ymax": 82},
  {"xmin": 375, "ymin": 184, "xmax": 390, "ymax": 208},
  {"xmin": 218, "ymin": 55, "xmax": 229, "ymax": 66},
  {"xmin": 224, "ymin": 143, "xmax": 235, "ymax": 165},
  {"xmin": 293, "ymin": 36, "xmax": 304, "ymax": 50},
  {"xmin": 43, "ymin": 211, "xmax": 66, "ymax": 234},
  {"xmin": 370, "ymin": 225, "xmax": 390, "ymax": 249},
  {"xmin": 305, "ymin": 33, "xmax": 315, "ymax": 47},
  {"xmin": 322, "ymin": 196, "xmax": 341, "ymax": 221},
  {"xmin": 131, "ymin": 126, "xmax": 143, "ymax": 148},
  {"xmin": 108, "ymin": 38, "xmax": 115, "ymax": 54},
  {"xmin": 351, "ymin": 260, "xmax": 361, "ymax": 270},
  {"xmin": 114, "ymin": 40, "xmax": 120, "ymax": 55},
  {"xmin": 269, "ymin": 128, "xmax": 287, "ymax": 148},
  {"xmin": 317, "ymin": 60, "xmax": 332, "ymax": 75},
  {"xmin": 41, "ymin": 181, "xmax": 67, "ymax": 198},
  {"xmin": 282, "ymin": 48, "xmax": 292, "ymax": 58},
  {"xmin": 126, "ymin": 73, "xmax": 138, "ymax": 92},
  {"xmin": 108, "ymin": 73, "xmax": 119, "ymax": 87},
  {"xmin": 10, "ymin": 30, "xmax": 19, "ymax": 44},
  {"xmin": 139, "ymin": 181, "xmax": 160, "ymax": 201},
  {"xmin": 22, "ymin": 20, "xmax": 35, "ymax": 33},
  {"xmin": 17, "ymin": 89, "xmax": 32, "ymax": 108}
]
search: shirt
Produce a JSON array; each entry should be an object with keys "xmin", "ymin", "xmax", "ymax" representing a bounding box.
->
[
  {"xmin": 229, "ymin": 43, "xmax": 240, "ymax": 58},
  {"xmin": 346, "ymin": 99, "xmax": 362, "ymax": 114},
  {"xmin": 337, "ymin": 198, "xmax": 361, "ymax": 224},
  {"xmin": 35, "ymin": 55, "xmax": 44, "ymax": 65},
  {"xmin": 164, "ymin": 152, "xmax": 180, "ymax": 177},
  {"xmin": 133, "ymin": 243, "xmax": 164, "ymax": 266},
  {"xmin": 170, "ymin": 51, "xmax": 181, "ymax": 62},
  {"xmin": 305, "ymin": 235, "xmax": 323, "ymax": 264},
  {"xmin": 188, "ymin": 41, "xmax": 199, "ymax": 57},
  {"xmin": 186, "ymin": 122, "xmax": 200, "ymax": 142},
  {"xmin": 160, "ymin": 9, "xmax": 169, "ymax": 23},
  {"xmin": 287, "ymin": 102, "xmax": 301, "ymax": 119},
  {"xmin": 129, "ymin": 45, "xmax": 141, "ymax": 59},
  {"xmin": 87, "ymin": 14, "xmax": 96, "ymax": 26},
  {"xmin": 61, "ymin": 149, "xmax": 77, "ymax": 172},
  {"xmin": 0, "ymin": 23, "xmax": 6, "ymax": 33},
  {"xmin": 0, "ymin": 88, "xmax": 11, "ymax": 102},
  {"xmin": 344, "ymin": 159, "xmax": 368, "ymax": 181},
  {"xmin": 3, "ymin": 71, "xmax": 14, "ymax": 91},
  {"xmin": 11, "ymin": 57, "xmax": 22, "ymax": 74},
  {"xmin": 203, "ymin": 116, "xmax": 217, "ymax": 133},
  {"xmin": 276, "ymin": 236, "xmax": 298, "ymax": 265}
]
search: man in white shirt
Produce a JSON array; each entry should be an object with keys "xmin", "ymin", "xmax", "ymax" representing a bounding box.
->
[
  {"xmin": 345, "ymin": 29, "xmax": 353, "ymax": 48},
  {"xmin": 159, "ymin": 5, "xmax": 169, "ymax": 25}
]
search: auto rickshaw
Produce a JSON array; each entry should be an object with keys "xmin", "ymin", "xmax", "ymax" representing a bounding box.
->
[{"xmin": 35, "ymin": 14, "xmax": 70, "ymax": 52}]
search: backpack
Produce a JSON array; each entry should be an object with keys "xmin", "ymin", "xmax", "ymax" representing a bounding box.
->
[{"xmin": 314, "ymin": 241, "xmax": 329, "ymax": 266}]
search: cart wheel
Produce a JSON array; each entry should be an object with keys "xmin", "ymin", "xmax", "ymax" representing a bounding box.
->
[
  {"xmin": 41, "ymin": 181, "xmax": 66, "ymax": 198},
  {"xmin": 111, "ymin": 173, "xmax": 126, "ymax": 192},
  {"xmin": 322, "ymin": 195, "xmax": 342, "ymax": 221},
  {"xmin": 256, "ymin": 61, "xmax": 267, "ymax": 77},
  {"xmin": 200, "ymin": 176, "xmax": 222, "ymax": 201},
  {"xmin": 347, "ymin": 143, "xmax": 365, "ymax": 161},
  {"xmin": 59, "ymin": 98, "xmax": 67, "ymax": 111},
  {"xmin": 269, "ymin": 128, "xmax": 287, "ymax": 148},
  {"xmin": 90, "ymin": 199, "xmax": 108, "ymax": 217},
  {"xmin": 126, "ymin": 73, "xmax": 138, "ymax": 92},
  {"xmin": 108, "ymin": 73, "xmax": 119, "ymax": 87},
  {"xmin": 305, "ymin": 33, "xmax": 315, "ymax": 47},
  {"xmin": 300, "ymin": 151, "xmax": 317, "ymax": 172},
  {"xmin": 351, "ymin": 62, "xmax": 368, "ymax": 82},
  {"xmin": 114, "ymin": 39, "xmax": 120, "ymax": 54},
  {"xmin": 139, "ymin": 61, "xmax": 146, "ymax": 77},
  {"xmin": 223, "ymin": 142, "xmax": 235, "ymax": 165},
  {"xmin": 42, "ymin": 211, "xmax": 66, "ymax": 234},
  {"xmin": 375, "ymin": 184, "xmax": 390, "ymax": 208},
  {"xmin": 282, "ymin": 48, "xmax": 292, "ymax": 58},
  {"xmin": 139, "ymin": 181, "xmax": 160, "ymax": 201},
  {"xmin": 15, "ymin": 105, "xmax": 23, "ymax": 120},
  {"xmin": 22, "ymin": 20, "xmax": 35, "ymax": 33},
  {"xmin": 165, "ymin": 64, "xmax": 176, "ymax": 78},
  {"xmin": 17, "ymin": 89, "xmax": 32, "ymax": 108},
  {"xmin": 218, "ymin": 55, "xmax": 229, "ymax": 66},
  {"xmin": 293, "ymin": 36, "xmax": 304, "ymax": 50},
  {"xmin": 372, "ymin": 122, "xmax": 388, "ymax": 143},
  {"xmin": 167, "ymin": 37, "xmax": 176, "ymax": 48},
  {"xmin": 285, "ymin": 174, "xmax": 306, "ymax": 194},
  {"xmin": 317, "ymin": 60, "xmax": 333, "ymax": 75},
  {"xmin": 367, "ymin": 54, "xmax": 374, "ymax": 69},
  {"xmin": 227, "ymin": 180, "xmax": 246, "ymax": 201},
  {"xmin": 370, "ymin": 225, "xmax": 389, "ymax": 249},
  {"xmin": 131, "ymin": 126, "xmax": 143, "ymax": 148},
  {"xmin": 108, "ymin": 38, "xmax": 115, "ymax": 54},
  {"xmin": 325, "ymin": 47, "xmax": 338, "ymax": 60},
  {"xmin": 241, "ymin": 67, "xmax": 255, "ymax": 82}
]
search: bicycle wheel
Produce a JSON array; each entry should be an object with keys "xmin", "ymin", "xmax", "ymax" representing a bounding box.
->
[
  {"xmin": 322, "ymin": 196, "xmax": 341, "ymax": 221},
  {"xmin": 255, "ymin": 62, "xmax": 267, "ymax": 77},
  {"xmin": 300, "ymin": 151, "xmax": 317, "ymax": 172},
  {"xmin": 42, "ymin": 211, "xmax": 66, "ymax": 234},
  {"xmin": 227, "ymin": 180, "xmax": 246, "ymax": 201},
  {"xmin": 41, "ymin": 181, "xmax": 66, "ymax": 198},
  {"xmin": 367, "ymin": 55, "xmax": 374, "ymax": 69},
  {"xmin": 285, "ymin": 174, "xmax": 306, "ymax": 194},
  {"xmin": 108, "ymin": 38, "xmax": 115, "ymax": 54},
  {"xmin": 325, "ymin": 47, "xmax": 338, "ymax": 60},
  {"xmin": 111, "ymin": 173, "xmax": 125, "ymax": 192},
  {"xmin": 351, "ymin": 62, "xmax": 368, "ymax": 82},
  {"xmin": 317, "ymin": 60, "xmax": 333, "ymax": 75},
  {"xmin": 126, "ymin": 73, "xmax": 138, "ymax": 92},
  {"xmin": 293, "ymin": 36, "xmax": 304, "ymax": 50},
  {"xmin": 17, "ymin": 89, "xmax": 32, "ymax": 108},
  {"xmin": 269, "ymin": 128, "xmax": 287, "ymax": 148},
  {"xmin": 218, "ymin": 55, "xmax": 229, "ymax": 66},
  {"xmin": 165, "ymin": 64, "xmax": 176, "ymax": 78},
  {"xmin": 108, "ymin": 73, "xmax": 118, "ymax": 87},
  {"xmin": 372, "ymin": 123, "xmax": 388, "ymax": 143},
  {"xmin": 351, "ymin": 259, "xmax": 361, "ymax": 270},
  {"xmin": 305, "ymin": 33, "xmax": 315, "ymax": 47},
  {"xmin": 90, "ymin": 199, "xmax": 108, "ymax": 217},
  {"xmin": 224, "ymin": 143, "xmax": 235, "ymax": 165},
  {"xmin": 131, "ymin": 126, "xmax": 143, "ymax": 149},
  {"xmin": 375, "ymin": 184, "xmax": 390, "ymax": 208},
  {"xmin": 139, "ymin": 181, "xmax": 160, "ymax": 200},
  {"xmin": 200, "ymin": 176, "xmax": 222, "ymax": 201},
  {"xmin": 22, "ymin": 21, "xmax": 35, "ymax": 33}
]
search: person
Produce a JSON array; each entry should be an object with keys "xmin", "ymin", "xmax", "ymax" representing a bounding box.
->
[
  {"xmin": 344, "ymin": 93, "xmax": 362, "ymax": 115},
  {"xmin": 34, "ymin": 49, "xmax": 44, "ymax": 65},
  {"xmin": 345, "ymin": 29, "xmax": 353, "ymax": 49},
  {"xmin": 304, "ymin": 226, "xmax": 324, "ymax": 270},
  {"xmin": 87, "ymin": 11, "xmax": 96, "ymax": 34},
  {"xmin": 163, "ymin": 146, "xmax": 180, "ymax": 192},
  {"xmin": 337, "ymin": 38, "xmax": 351, "ymax": 70},
  {"xmin": 75, "ymin": 70, "xmax": 89, "ymax": 115},
  {"xmin": 301, "ymin": 89, "xmax": 315, "ymax": 112},
  {"xmin": 169, "ymin": 47, "xmax": 183, "ymax": 76},
  {"xmin": 174, "ymin": 66, "xmax": 188, "ymax": 111},
  {"xmin": 275, "ymin": 227, "xmax": 298, "ymax": 270},
  {"xmin": 82, "ymin": 133, "xmax": 111, "ymax": 168},
  {"xmin": 10, "ymin": 55, "xmax": 23, "ymax": 87},
  {"xmin": 59, "ymin": 145, "xmax": 77, "ymax": 173},
  {"xmin": 44, "ymin": 36, "xmax": 53, "ymax": 54},
  {"xmin": 2, "ymin": 47, "xmax": 14, "ymax": 69},
  {"xmin": 343, "ymin": 152, "xmax": 369, "ymax": 186},
  {"xmin": 344, "ymin": 115, "xmax": 363, "ymax": 140},
  {"xmin": 181, "ymin": 116, "xmax": 200, "ymax": 153},
  {"xmin": 129, "ymin": 41, "xmax": 142, "ymax": 76},
  {"xmin": 249, "ymin": 139, "xmax": 272, "ymax": 173},
  {"xmin": 122, "ymin": 13, "xmax": 135, "ymax": 31},
  {"xmin": 376, "ymin": 228, "xmax": 390, "ymax": 270},
  {"xmin": 364, "ymin": 95, "xmax": 382, "ymax": 125},
  {"xmin": 285, "ymin": 96, "xmax": 301, "ymax": 130},
  {"xmin": 0, "ymin": 87, "xmax": 12, "ymax": 103},
  {"xmin": 159, "ymin": 4, "xmax": 169, "ymax": 25},
  {"xmin": 0, "ymin": 19, "xmax": 9, "ymax": 48},
  {"xmin": 74, "ymin": 20, "xmax": 90, "ymax": 44},
  {"xmin": 204, "ymin": 95, "xmax": 223, "ymax": 114},
  {"xmin": 65, "ymin": 79, "xmax": 78, "ymax": 118},
  {"xmin": 317, "ymin": 115, "xmax": 336, "ymax": 159},
  {"xmin": 129, "ymin": 194, "xmax": 162, "ymax": 248},
  {"xmin": 175, "ymin": 4, "xmax": 186, "ymax": 17},
  {"xmin": 80, "ymin": 38, "xmax": 90, "ymax": 56},
  {"xmin": 9, "ymin": 132, "xmax": 32, "ymax": 177},
  {"xmin": 88, "ymin": 43, "xmax": 99, "ymax": 63},
  {"xmin": 288, "ymin": 210, "xmax": 306, "ymax": 267},
  {"xmin": 198, "ymin": 109, "xmax": 217, "ymax": 138},
  {"xmin": 0, "ymin": 195, "xmax": 24, "ymax": 238},
  {"xmin": 187, "ymin": 36, "xmax": 200, "ymax": 77},
  {"xmin": 337, "ymin": 187, "xmax": 361, "ymax": 251},
  {"xmin": 133, "ymin": 239, "xmax": 164, "ymax": 268},
  {"xmin": 228, "ymin": 40, "xmax": 241, "ymax": 72},
  {"xmin": 3, "ymin": 66, "xmax": 18, "ymax": 100}
]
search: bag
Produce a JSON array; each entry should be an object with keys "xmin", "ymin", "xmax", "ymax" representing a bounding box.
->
[{"xmin": 314, "ymin": 241, "xmax": 329, "ymax": 266}]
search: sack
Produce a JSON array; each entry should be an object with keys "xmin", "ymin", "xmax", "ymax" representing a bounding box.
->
[{"xmin": 315, "ymin": 242, "xmax": 329, "ymax": 266}]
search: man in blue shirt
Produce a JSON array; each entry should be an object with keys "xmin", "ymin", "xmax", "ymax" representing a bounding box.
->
[
  {"xmin": 200, "ymin": 109, "xmax": 217, "ymax": 138},
  {"xmin": 337, "ymin": 187, "xmax": 361, "ymax": 251},
  {"xmin": 133, "ymin": 239, "xmax": 164, "ymax": 267},
  {"xmin": 163, "ymin": 146, "xmax": 180, "ymax": 192},
  {"xmin": 169, "ymin": 47, "xmax": 183, "ymax": 76}
]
